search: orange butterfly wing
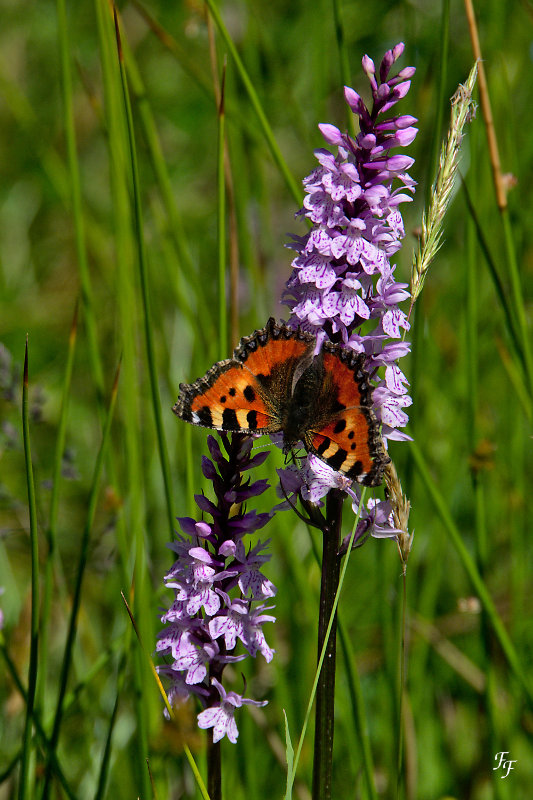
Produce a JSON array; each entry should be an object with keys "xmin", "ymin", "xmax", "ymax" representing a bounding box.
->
[
  {"xmin": 173, "ymin": 318, "xmax": 315, "ymax": 435},
  {"xmin": 305, "ymin": 350, "xmax": 389, "ymax": 485}
]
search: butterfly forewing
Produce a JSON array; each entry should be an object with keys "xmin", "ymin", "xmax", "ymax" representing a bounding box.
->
[
  {"xmin": 174, "ymin": 359, "xmax": 279, "ymax": 434},
  {"xmin": 174, "ymin": 319, "xmax": 315, "ymax": 436}
]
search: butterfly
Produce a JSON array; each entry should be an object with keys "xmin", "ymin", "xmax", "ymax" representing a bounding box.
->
[{"xmin": 173, "ymin": 317, "xmax": 390, "ymax": 486}]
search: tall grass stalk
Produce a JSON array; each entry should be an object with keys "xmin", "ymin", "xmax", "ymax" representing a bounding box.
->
[
  {"xmin": 94, "ymin": 8, "xmax": 154, "ymax": 797},
  {"xmin": 38, "ymin": 304, "xmax": 78, "ymax": 717},
  {"xmin": 410, "ymin": 439, "xmax": 533, "ymax": 707},
  {"xmin": 464, "ymin": 0, "xmax": 533, "ymax": 397},
  {"xmin": 217, "ymin": 61, "xmax": 228, "ymax": 359},
  {"xmin": 18, "ymin": 342, "xmax": 39, "ymax": 800},
  {"xmin": 204, "ymin": 0, "xmax": 302, "ymax": 207},
  {"xmin": 113, "ymin": 7, "xmax": 175, "ymax": 538},
  {"xmin": 337, "ymin": 621, "xmax": 378, "ymax": 800},
  {"xmin": 121, "ymin": 35, "xmax": 204, "ymax": 336},
  {"xmin": 1, "ymin": 645, "xmax": 77, "ymax": 799},
  {"xmin": 56, "ymin": 0, "xmax": 104, "ymax": 403},
  {"xmin": 41, "ymin": 362, "xmax": 121, "ymax": 799}
]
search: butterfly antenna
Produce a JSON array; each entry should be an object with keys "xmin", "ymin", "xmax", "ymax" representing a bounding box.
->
[{"xmin": 251, "ymin": 440, "xmax": 274, "ymax": 454}]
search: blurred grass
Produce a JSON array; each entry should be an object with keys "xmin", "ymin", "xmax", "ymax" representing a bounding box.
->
[{"xmin": 1, "ymin": 1, "xmax": 532, "ymax": 799}]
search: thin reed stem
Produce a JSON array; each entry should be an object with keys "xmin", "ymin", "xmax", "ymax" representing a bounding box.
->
[
  {"xmin": 395, "ymin": 572, "xmax": 407, "ymax": 800},
  {"xmin": 331, "ymin": 0, "xmax": 355, "ymax": 138},
  {"xmin": 113, "ymin": 8, "xmax": 175, "ymax": 538},
  {"xmin": 38, "ymin": 304, "xmax": 78, "ymax": 718},
  {"xmin": 41, "ymin": 362, "xmax": 121, "ymax": 799},
  {"xmin": 338, "ymin": 621, "xmax": 379, "ymax": 800},
  {"xmin": 204, "ymin": 0, "xmax": 302, "ymax": 206},
  {"xmin": 410, "ymin": 439, "xmax": 533, "ymax": 708},
  {"xmin": 57, "ymin": 0, "xmax": 104, "ymax": 402},
  {"xmin": 217, "ymin": 60, "xmax": 228, "ymax": 359},
  {"xmin": 464, "ymin": 0, "xmax": 533, "ymax": 397},
  {"xmin": 18, "ymin": 341, "xmax": 39, "ymax": 800},
  {"xmin": 1, "ymin": 644, "xmax": 77, "ymax": 800}
]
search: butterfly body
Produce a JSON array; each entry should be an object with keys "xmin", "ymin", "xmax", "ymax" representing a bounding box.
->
[{"xmin": 174, "ymin": 318, "xmax": 389, "ymax": 486}]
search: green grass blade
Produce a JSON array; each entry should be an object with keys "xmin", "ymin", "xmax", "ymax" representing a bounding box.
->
[
  {"xmin": 217, "ymin": 61, "xmax": 228, "ymax": 358},
  {"xmin": 461, "ymin": 178, "xmax": 529, "ymax": 395},
  {"xmin": 113, "ymin": 9, "xmax": 175, "ymax": 538},
  {"xmin": 283, "ymin": 710, "xmax": 295, "ymax": 800},
  {"xmin": 38, "ymin": 304, "xmax": 79, "ymax": 716},
  {"xmin": 47, "ymin": 303, "xmax": 78, "ymax": 539},
  {"xmin": 331, "ymin": 0, "xmax": 355, "ymax": 136},
  {"xmin": 204, "ymin": 0, "xmax": 302, "ymax": 207},
  {"xmin": 41, "ymin": 361, "xmax": 121, "ymax": 799},
  {"xmin": 18, "ymin": 340, "xmax": 40, "ymax": 800},
  {"xmin": 57, "ymin": 0, "xmax": 104, "ymax": 402},
  {"xmin": 121, "ymin": 35, "xmax": 208, "ymax": 341},
  {"xmin": 121, "ymin": 592, "xmax": 211, "ymax": 800},
  {"xmin": 337, "ymin": 621, "xmax": 378, "ymax": 800},
  {"xmin": 1, "ymin": 644, "xmax": 77, "ymax": 800},
  {"xmin": 93, "ymin": 666, "xmax": 123, "ymax": 800},
  {"xmin": 410, "ymin": 439, "xmax": 533, "ymax": 707},
  {"xmin": 501, "ymin": 208, "xmax": 533, "ymax": 398}
]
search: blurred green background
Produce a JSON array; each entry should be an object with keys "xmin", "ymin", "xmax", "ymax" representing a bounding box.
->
[{"xmin": 0, "ymin": 1, "xmax": 532, "ymax": 798}]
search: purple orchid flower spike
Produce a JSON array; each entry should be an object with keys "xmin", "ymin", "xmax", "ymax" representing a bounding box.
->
[
  {"xmin": 281, "ymin": 42, "xmax": 417, "ymax": 527},
  {"xmin": 157, "ymin": 434, "xmax": 276, "ymax": 743}
]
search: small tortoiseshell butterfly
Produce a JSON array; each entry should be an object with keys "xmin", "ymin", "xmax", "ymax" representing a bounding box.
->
[{"xmin": 173, "ymin": 318, "xmax": 390, "ymax": 486}]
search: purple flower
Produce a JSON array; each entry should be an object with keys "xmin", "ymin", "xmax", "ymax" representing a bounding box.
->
[
  {"xmin": 281, "ymin": 42, "xmax": 417, "ymax": 535},
  {"xmin": 197, "ymin": 678, "xmax": 267, "ymax": 744},
  {"xmin": 340, "ymin": 497, "xmax": 403, "ymax": 552},
  {"xmin": 284, "ymin": 42, "xmax": 416, "ymax": 435},
  {"xmin": 157, "ymin": 434, "xmax": 276, "ymax": 743}
]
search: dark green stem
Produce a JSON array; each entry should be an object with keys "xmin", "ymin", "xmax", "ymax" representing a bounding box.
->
[
  {"xmin": 207, "ymin": 739, "xmax": 221, "ymax": 800},
  {"xmin": 312, "ymin": 490, "xmax": 343, "ymax": 800},
  {"xmin": 19, "ymin": 341, "xmax": 39, "ymax": 800}
]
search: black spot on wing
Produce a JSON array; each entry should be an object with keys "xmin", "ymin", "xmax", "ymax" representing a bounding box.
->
[
  {"xmin": 246, "ymin": 410, "xmax": 258, "ymax": 429},
  {"xmin": 327, "ymin": 448, "xmax": 348, "ymax": 471},
  {"xmin": 333, "ymin": 419, "xmax": 346, "ymax": 433},
  {"xmin": 222, "ymin": 408, "xmax": 239, "ymax": 430},
  {"xmin": 197, "ymin": 406, "xmax": 213, "ymax": 426},
  {"xmin": 229, "ymin": 387, "xmax": 236, "ymax": 397},
  {"xmin": 347, "ymin": 460, "xmax": 364, "ymax": 479},
  {"xmin": 243, "ymin": 385, "xmax": 255, "ymax": 403},
  {"xmin": 317, "ymin": 437, "xmax": 331, "ymax": 456},
  {"xmin": 220, "ymin": 395, "xmax": 227, "ymax": 403}
]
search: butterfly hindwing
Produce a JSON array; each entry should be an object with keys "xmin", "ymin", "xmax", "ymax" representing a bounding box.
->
[{"xmin": 305, "ymin": 347, "xmax": 389, "ymax": 485}]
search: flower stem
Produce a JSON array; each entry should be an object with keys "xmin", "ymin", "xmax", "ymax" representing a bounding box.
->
[
  {"xmin": 312, "ymin": 490, "xmax": 343, "ymax": 800},
  {"xmin": 207, "ymin": 737, "xmax": 221, "ymax": 800}
]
